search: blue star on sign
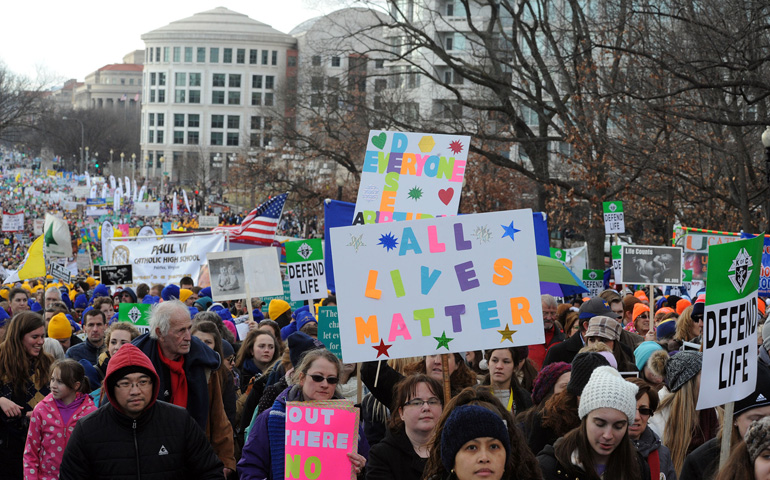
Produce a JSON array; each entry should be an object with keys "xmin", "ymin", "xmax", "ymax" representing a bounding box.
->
[{"xmin": 501, "ymin": 221, "xmax": 521, "ymax": 242}]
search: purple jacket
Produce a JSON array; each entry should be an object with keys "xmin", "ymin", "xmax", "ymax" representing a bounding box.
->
[{"xmin": 238, "ymin": 386, "xmax": 369, "ymax": 480}]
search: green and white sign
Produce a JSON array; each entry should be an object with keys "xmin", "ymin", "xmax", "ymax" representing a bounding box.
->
[
  {"xmin": 119, "ymin": 303, "xmax": 152, "ymax": 334},
  {"xmin": 582, "ymin": 269, "xmax": 604, "ymax": 297},
  {"xmin": 602, "ymin": 201, "xmax": 624, "ymax": 234},
  {"xmin": 317, "ymin": 306, "xmax": 342, "ymax": 360},
  {"xmin": 611, "ymin": 245, "xmax": 622, "ymax": 283},
  {"xmin": 285, "ymin": 238, "xmax": 328, "ymax": 301},
  {"xmin": 698, "ymin": 235, "xmax": 763, "ymax": 410},
  {"xmin": 550, "ymin": 247, "xmax": 567, "ymax": 262}
]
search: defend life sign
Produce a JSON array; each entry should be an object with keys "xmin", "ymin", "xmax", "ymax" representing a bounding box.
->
[
  {"xmin": 330, "ymin": 208, "xmax": 544, "ymax": 363},
  {"xmin": 286, "ymin": 238, "xmax": 328, "ymax": 302},
  {"xmin": 603, "ymin": 201, "xmax": 624, "ymax": 234},
  {"xmin": 698, "ymin": 234, "xmax": 763, "ymax": 410},
  {"xmin": 582, "ymin": 269, "xmax": 603, "ymax": 297},
  {"xmin": 353, "ymin": 130, "xmax": 470, "ymax": 225}
]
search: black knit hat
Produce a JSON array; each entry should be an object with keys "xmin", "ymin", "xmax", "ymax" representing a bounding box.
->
[
  {"xmin": 665, "ymin": 351, "xmax": 702, "ymax": 393},
  {"xmin": 287, "ymin": 331, "xmax": 325, "ymax": 367},
  {"xmin": 567, "ymin": 352, "xmax": 610, "ymax": 396},
  {"xmin": 441, "ymin": 405, "xmax": 510, "ymax": 470},
  {"xmin": 735, "ymin": 363, "xmax": 770, "ymax": 416}
]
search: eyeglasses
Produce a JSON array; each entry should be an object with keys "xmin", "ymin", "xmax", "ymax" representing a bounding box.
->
[
  {"xmin": 404, "ymin": 397, "xmax": 442, "ymax": 408},
  {"xmin": 636, "ymin": 315, "xmax": 649, "ymax": 319},
  {"xmin": 115, "ymin": 378, "xmax": 152, "ymax": 390},
  {"xmin": 307, "ymin": 374, "xmax": 339, "ymax": 384},
  {"xmin": 638, "ymin": 407, "xmax": 653, "ymax": 417}
]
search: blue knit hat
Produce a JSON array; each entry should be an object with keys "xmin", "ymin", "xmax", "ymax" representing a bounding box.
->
[
  {"xmin": 29, "ymin": 300, "xmax": 42, "ymax": 312},
  {"xmin": 440, "ymin": 405, "xmax": 510, "ymax": 471},
  {"xmin": 74, "ymin": 293, "xmax": 88, "ymax": 309},
  {"xmin": 199, "ymin": 286, "xmax": 212, "ymax": 299},
  {"xmin": 656, "ymin": 319, "xmax": 677, "ymax": 340},
  {"xmin": 296, "ymin": 309, "xmax": 317, "ymax": 331},
  {"xmin": 91, "ymin": 284, "xmax": 110, "ymax": 301},
  {"xmin": 0, "ymin": 307, "xmax": 9, "ymax": 327},
  {"xmin": 161, "ymin": 284, "xmax": 180, "ymax": 301},
  {"xmin": 634, "ymin": 341, "xmax": 664, "ymax": 371}
]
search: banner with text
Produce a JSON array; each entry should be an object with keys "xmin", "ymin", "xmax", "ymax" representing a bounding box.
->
[
  {"xmin": 602, "ymin": 201, "xmax": 624, "ymax": 234},
  {"xmin": 318, "ymin": 306, "xmax": 342, "ymax": 360},
  {"xmin": 286, "ymin": 238, "xmax": 328, "ymax": 301},
  {"xmin": 134, "ymin": 202, "xmax": 160, "ymax": 217},
  {"xmin": 2, "ymin": 212, "xmax": 24, "ymax": 232},
  {"xmin": 620, "ymin": 245, "xmax": 683, "ymax": 286},
  {"xmin": 582, "ymin": 269, "xmax": 604, "ymax": 297},
  {"xmin": 330, "ymin": 208, "xmax": 543, "ymax": 363}
]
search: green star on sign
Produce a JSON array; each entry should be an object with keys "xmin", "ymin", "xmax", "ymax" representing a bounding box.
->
[
  {"xmin": 434, "ymin": 331, "xmax": 454, "ymax": 350},
  {"xmin": 44, "ymin": 223, "xmax": 58, "ymax": 247}
]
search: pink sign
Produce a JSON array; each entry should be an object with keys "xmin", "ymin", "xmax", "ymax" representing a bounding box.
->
[
  {"xmin": 284, "ymin": 401, "xmax": 360, "ymax": 480},
  {"xmin": 118, "ymin": 224, "xmax": 130, "ymax": 237}
]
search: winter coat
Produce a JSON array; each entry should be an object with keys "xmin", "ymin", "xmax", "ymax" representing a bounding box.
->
[
  {"xmin": 679, "ymin": 437, "xmax": 719, "ymax": 480},
  {"xmin": 538, "ymin": 443, "xmax": 650, "ymax": 480},
  {"xmin": 58, "ymin": 343, "xmax": 224, "ymax": 480},
  {"xmin": 633, "ymin": 426, "xmax": 677, "ymax": 480},
  {"xmin": 22, "ymin": 392, "xmax": 97, "ymax": 480},
  {"xmin": 238, "ymin": 385, "xmax": 370, "ymax": 480},
  {"xmin": 542, "ymin": 331, "xmax": 584, "ymax": 367},
  {"xmin": 365, "ymin": 428, "xmax": 427, "ymax": 480},
  {"xmin": 64, "ymin": 339, "xmax": 101, "ymax": 365}
]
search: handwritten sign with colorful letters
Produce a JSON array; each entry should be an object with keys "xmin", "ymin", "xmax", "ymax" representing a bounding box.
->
[
  {"xmin": 330, "ymin": 209, "xmax": 544, "ymax": 363},
  {"xmin": 353, "ymin": 130, "xmax": 470, "ymax": 225}
]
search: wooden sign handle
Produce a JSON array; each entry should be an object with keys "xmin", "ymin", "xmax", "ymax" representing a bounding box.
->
[{"xmin": 441, "ymin": 354, "xmax": 451, "ymax": 402}]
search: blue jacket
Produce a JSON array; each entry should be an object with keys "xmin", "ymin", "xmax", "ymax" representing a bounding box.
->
[
  {"xmin": 65, "ymin": 339, "xmax": 101, "ymax": 365},
  {"xmin": 132, "ymin": 333, "xmax": 220, "ymax": 431},
  {"xmin": 238, "ymin": 385, "xmax": 369, "ymax": 480}
]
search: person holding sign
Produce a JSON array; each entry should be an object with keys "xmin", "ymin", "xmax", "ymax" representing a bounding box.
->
[{"xmin": 238, "ymin": 349, "xmax": 369, "ymax": 479}]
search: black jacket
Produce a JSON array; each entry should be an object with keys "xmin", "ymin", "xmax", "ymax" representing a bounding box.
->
[
  {"xmin": 679, "ymin": 437, "xmax": 719, "ymax": 480},
  {"xmin": 60, "ymin": 400, "xmax": 223, "ymax": 480},
  {"xmin": 538, "ymin": 443, "xmax": 650, "ymax": 480},
  {"xmin": 365, "ymin": 428, "xmax": 427, "ymax": 480},
  {"xmin": 543, "ymin": 331, "xmax": 584, "ymax": 367}
]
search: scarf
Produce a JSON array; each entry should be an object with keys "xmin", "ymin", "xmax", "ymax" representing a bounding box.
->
[
  {"xmin": 157, "ymin": 343, "xmax": 188, "ymax": 408},
  {"xmin": 269, "ymin": 386, "xmax": 303, "ymax": 479}
]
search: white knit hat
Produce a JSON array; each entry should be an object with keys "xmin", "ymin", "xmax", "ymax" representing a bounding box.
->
[{"xmin": 578, "ymin": 366, "xmax": 639, "ymax": 422}]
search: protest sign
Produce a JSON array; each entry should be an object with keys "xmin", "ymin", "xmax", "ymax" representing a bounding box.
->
[
  {"xmin": 49, "ymin": 262, "xmax": 71, "ymax": 284},
  {"xmin": 76, "ymin": 252, "xmax": 92, "ymax": 272},
  {"xmin": 330, "ymin": 208, "xmax": 543, "ymax": 363},
  {"xmin": 260, "ymin": 280, "xmax": 305, "ymax": 314},
  {"xmin": 86, "ymin": 198, "xmax": 107, "ymax": 207},
  {"xmin": 620, "ymin": 245, "xmax": 683, "ymax": 286},
  {"xmin": 119, "ymin": 303, "xmax": 152, "ymax": 334},
  {"xmin": 100, "ymin": 264, "xmax": 133, "ymax": 285},
  {"xmin": 550, "ymin": 248, "xmax": 567, "ymax": 262},
  {"xmin": 2, "ymin": 212, "xmax": 24, "ymax": 232},
  {"xmin": 134, "ymin": 202, "xmax": 160, "ymax": 216},
  {"xmin": 352, "ymin": 130, "xmax": 469, "ymax": 225},
  {"xmin": 72, "ymin": 186, "xmax": 90, "ymax": 198},
  {"xmin": 582, "ymin": 269, "xmax": 603, "ymax": 297},
  {"xmin": 698, "ymin": 234, "xmax": 763, "ymax": 410},
  {"xmin": 286, "ymin": 239, "xmax": 328, "ymax": 301},
  {"xmin": 105, "ymin": 233, "xmax": 225, "ymax": 285},
  {"xmin": 611, "ymin": 245, "xmax": 622, "ymax": 283},
  {"xmin": 198, "ymin": 215, "xmax": 219, "ymax": 229},
  {"xmin": 285, "ymin": 400, "xmax": 359, "ymax": 480},
  {"xmin": 675, "ymin": 227, "xmax": 742, "ymax": 280},
  {"xmin": 602, "ymin": 201, "xmax": 624, "ymax": 234},
  {"xmin": 317, "ymin": 306, "xmax": 342, "ymax": 360},
  {"xmin": 33, "ymin": 218, "xmax": 44, "ymax": 236},
  {"xmin": 207, "ymin": 248, "xmax": 283, "ymax": 302}
]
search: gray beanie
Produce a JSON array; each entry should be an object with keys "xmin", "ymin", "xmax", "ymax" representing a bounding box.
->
[
  {"xmin": 745, "ymin": 416, "xmax": 770, "ymax": 463},
  {"xmin": 665, "ymin": 351, "xmax": 702, "ymax": 393}
]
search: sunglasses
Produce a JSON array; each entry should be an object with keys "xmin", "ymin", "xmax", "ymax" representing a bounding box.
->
[
  {"xmin": 636, "ymin": 314, "xmax": 649, "ymax": 319},
  {"xmin": 692, "ymin": 315, "xmax": 703, "ymax": 322},
  {"xmin": 307, "ymin": 374, "xmax": 339, "ymax": 384},
  {"xmin": 638, "ymin": 407, "xmax": 653, "ymax": 416}
]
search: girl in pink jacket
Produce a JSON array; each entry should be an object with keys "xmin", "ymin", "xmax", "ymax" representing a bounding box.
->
[{"xmin": 23, "ymin": 359, "xmax": 97, "ymax": 480}]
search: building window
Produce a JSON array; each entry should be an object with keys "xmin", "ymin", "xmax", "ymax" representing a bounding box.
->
[
  {"xmin": 251, "ymin": 93, "xmax": 261, "ymax": 106},
  {"xmin": 227, "ymin": 116, "xmax": 240, "ymax": 129},
  {"xmin": 265, "ymin": 76, "xmax": 274, "ymax": 89},
  {"xmin": 174, "ymin": 114, "xmax": 184, "ymax": 127},
  {"xmin": 163, "ymin": 47, "xmax": 170, "ymax": 62},
  {"xmin": 197, "ymin": 47, "xmax": 206, "ymax": 62},
  {"xmin": 328, "ymin": 77, "xmax": 340, "ymax": 90},
  {"xmin": 272, "ymin": 51, "xmax": 277, "ymax": 65},
  {"xmin": 188, "ymin": 114, "xmax": 200, "ymax": 127},
  {"xmin": 312, "ymin": 55, "xmax": 321, "ymax": 66},
  {"xmin": 228, "ymin": 92, "xmax": 241, "ymax": 105},
  {"xmin": 173, "ymin": 47, "xmax": 181, "ymax": 62},
  {"xmin": 213, "ymin": 74, "xmax": 225, "ymax": 87},
  {"xmin": 189, "ymin": 90, "xmax": 201, "ymax": 103},
  {"xmin": 157, "ymin": 89, "xmax": 166, "ymax": 102},
  {"xmin": 174, "ymin": 131, "xmax": 184, "ymax": 144},
  {"xmin": 187, "ymin": 131, "xmax": 199, "ymax": 144},
  {"xmin": 155, "ymin": 47, "xmax": 160, "ymax": 62},
  {"xmin": 229, "ymin": 74, "xmax": 241, "ymax": 88},
  {"xmin": 375, "ymin": 79, "xmax": 387, "ymax": 92},
  {"xmin": 311, "ymin": 94, "xmax": 322, "ymax": 107},
  {"xmin": 262, "ymin": 50, "xmax": 268, "ymax": 65},
  {"xmin": 157, "ymin": 130, "xmax": 164, "ymax": 143},
  {"xmin": 252, "ymin": 75, "xmax": 262, "ymax": 88},
  {"xmin": 250, "ymin": 49, "xmax": 258, "ymax": 64},
  {"xmin": 175, "ymin": 73, "xmax": 186, "ymax": 86},
  {"xmin": 212, "ymin": 91, "xmax": 225, "ymax": 104},
  {"xmin": 189, "ymin": 73, "xmax": 201, "ymax": 86},
  {"xmin": 149, "ymin": 90, "xmax": 156, "ymax": 103},
  {"xmin": 331, "ymin": 56, "xmax": 341, "ymax": 67},
  {"xmin": 223, "ymin": 48, "xmax": 233, "ymax": 63},
  {"xmin": 226, "ymin": 132, "xmax": 239, "ymax": 146},
  {"xmin": 263, "ymin": 134, "xmax": 272, "ymax": 146},
  {"xmin": 175, "ymin": 90, "xmax": 185, "ymax": 103},
  {"xmin": 264, "ymin": 118, "xmax": 273, "ymax": 130},
  {"xmin": 446, "ymin": 0, "xmax": 454, "ymax": 15},
  {"xmin": 184, "ymin": 47, "xmax": 193, "ymax": 62},
  {"xmin": 288, "ymin": 56, "xmax": 297, "ymax": 67},
  {"xmin": 157, "ymin": 113, "xmax": 165, "ymax": 126},
  {"xmin": 211, "ymin": 132, "xmax": 223, "ymax": 146},
  {"xmin": 264, "ymin": 93, "xmax": 274, "ymax": 106},
  {"xmin": 250, "ymin": 133, "xmax": 260, "ymax": 147},
  {"xmin": 148, "ymin": 130, "xmax": 155, "ymax": 143},
  {"xmin": 149, "ymin": 113, "xmax": 155, "ymax": 126},
  {"xmin": 211, "ymin": 115, "xmax": 224, "ymax": 128},
  {"xmin": 129, "ymin": 79, "xmax": 134, "ymax": 85},
  {"xmin": 375, "ymin": 59, "xmax": 384, "ymax": 69},
  {"xmin": 237, "ymin": 49, "xmax": 245, "ymax": 64},
  {"xmin": 158, "ymin": 73, "xmax": 166, "ymax": 86},
  {"xmin": 311, "ymin": 77, "xmax": 323, "ymax": 91},
  {"xmin": 210, "ymin": 48, "xmax": 219, "ymax": 63},
  {"xmin": 250, "ymin": 116, "xmax": 261, "ymax": 130},
  {"xmin": 150, "ymin": 72, "xmax": 156, "ymax": 86}
]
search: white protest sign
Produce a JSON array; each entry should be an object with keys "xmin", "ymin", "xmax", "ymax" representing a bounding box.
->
[
  {"xmin": 582, "ymin": 269, "xmax": 603, "ymax": 297},
  {"xmin": 603, "ymin": 201, "xmax": 624, "ymax": 234},
  {"xmin": 620, "ymin": 245, "xmax": 683, "ymax": 286},
  {"xmin": 353, "ymin": 130, "xmax": 470, "ymax": 225},
  {"xmin": 285, "ymin": 238, "xmax": 328, "ymax": 301},
  {"xmin": 2, "ymin": 212, "xmax": 24, "ymax": 232},
  {"xmin": 105, "ymin": 233, "xmax": 225, "ymax": 285},
  {"xmin": 134, "ymin": 202, "xmax": 160, "ymax": 217},
  {"xmin": 198, "ymin": 215, "xmax": 219, "ymax": 229},
  {"xmin": 698, "ymin": 235, "xmax": 763, "ymax": 410},
  {"xmin": 330, "ymin": 208, "xmax": 544, "ymax": 363},
  {"xmin": 207, "ymin": 248, "xmax": 284, "ymax": 302}
]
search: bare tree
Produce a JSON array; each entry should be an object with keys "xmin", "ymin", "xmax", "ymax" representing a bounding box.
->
[{"xmin": 0, "ymin": 63, "xmax": 58, "ymax": 144}]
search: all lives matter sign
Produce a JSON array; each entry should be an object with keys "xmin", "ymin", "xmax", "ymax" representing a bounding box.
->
[
  {"xmin": 603, "ymin": 201, "xmax": 624, "ymax": 234},
  {"xmin": 698, "ymin": 234, "xmax": 763, "ymax": 410},
  {"xmin": 286, "ymin": 238, "xmax": 328, "ymax": 301}
]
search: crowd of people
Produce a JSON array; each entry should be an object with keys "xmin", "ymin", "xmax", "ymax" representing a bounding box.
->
[{"xmin": 1, "ymin": 268, "xmax": 770, "ymax": 480}]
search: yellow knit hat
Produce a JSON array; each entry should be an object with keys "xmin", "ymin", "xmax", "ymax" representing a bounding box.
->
[
  {"xmin": 179, "ymin": 289, "xmax": 193, "ymax": 303},
  {"xmin": 269, "ymin": 299, "xmax": 291, "ymax": 320},
  {"xmin": 48, "ymin": 313, "xmax": 72, "ymax": 340}
]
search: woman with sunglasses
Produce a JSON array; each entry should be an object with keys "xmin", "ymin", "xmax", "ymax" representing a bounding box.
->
[
  {"xmin": 626, "ymin": 378, "xmax": 676, "ymax": 480},
  {"xmin": 238, "ymin": 348, "xmax": 369, "ymax": 479},
  {"xmin": 625, "ymin": 304, "xmax": 656, "ymax": 341}
]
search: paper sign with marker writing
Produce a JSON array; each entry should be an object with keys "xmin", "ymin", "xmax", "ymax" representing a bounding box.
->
[
  {"xmin": 330, "ymin": 208, "xmax": 544, "ymax": 363},
  {"xmin": 353, "ymin": 130, "xmax": 470, "ymax": 225},
  {"xmin": 285, "ymin": 400, "xmax": 359, "ymax": 480},
  {"xmin": 286, "ymin": 238, "xmax": 328, "ymax": 302}
]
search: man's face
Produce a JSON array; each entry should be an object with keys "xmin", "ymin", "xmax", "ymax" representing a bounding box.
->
[
  {"xmin": 120, "ymin": 292, "xmax": 133, "ymax": 303},
  {"xmin": 610, "ymin": 300, "xmax": 623, "ymax": 318},
  {"xmin": 45, "ymin": 291, "xmax": 61, "ymax": 307},
  {"xmin": 113, "ymin": 372, "xmax": 154, "ymax": 418},
  {"xmin": 10, "ymin": 293, "xmax": 29, "ymax": 314},
  {"xmin": 100, "ymin": 302, "xmax": 114, "ymax": 319},
  {"xmin": 84, "ymin": 315, "xmax": 106, "ymax": 345},
  {"xmin": 542, "ymin": 302, "xmax": 557, "ymax": 331},
  {"xmin": 157, "ymin": 311, "xmax": 192, "ymax": 360},
  {"xmin": 184, "ymin": 293, "xmax": 198, "ymax": 306}
]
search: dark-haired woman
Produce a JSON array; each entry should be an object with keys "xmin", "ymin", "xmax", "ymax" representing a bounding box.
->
[{"xmin": 481, "ymin": 348, "xmax": 532, "ymax": 416}]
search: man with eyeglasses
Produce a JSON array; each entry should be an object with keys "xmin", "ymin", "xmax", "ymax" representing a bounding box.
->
[
  {"xmin": 60, "ymin": 343, "xmax": 224, "ymax": 479},
  {"xmin": 529, "ymin": 294, "xmax": 565, "ymax": 370}
]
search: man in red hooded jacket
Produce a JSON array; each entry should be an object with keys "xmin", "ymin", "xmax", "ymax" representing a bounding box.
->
[{"xmin": 59, "ymin": 343, "xmax": 224, "ymax": 479}]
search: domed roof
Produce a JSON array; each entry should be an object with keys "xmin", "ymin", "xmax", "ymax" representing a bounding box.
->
[{"xmin": 142, "ymin": 7, "xmax": 295, "ymax": 44}]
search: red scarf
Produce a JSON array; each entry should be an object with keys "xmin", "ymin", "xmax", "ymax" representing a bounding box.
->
[{"xmin": 157, "ymin": 343, "xmax": 188, "ymax": 408}]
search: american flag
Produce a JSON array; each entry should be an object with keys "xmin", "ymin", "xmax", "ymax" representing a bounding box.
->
[{"xmin": 214, "ymin": 193, "xmax": 288, "ymax": 245}]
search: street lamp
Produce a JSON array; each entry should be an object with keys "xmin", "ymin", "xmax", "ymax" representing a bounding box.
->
[
  {"xmin": 144, "ymin": 155, "xmax": 149, "ymax": 178},
  {"xmin": 110, "ymin": 149, "xmax": 114, "ymax": 174},
  {"xmin": 336, "ymin": 174, "xmax": 345, "ymax": 201},
  {"xmin": 120, "ymin": 152, "xmax": 125, "ymax": 178},
  {"xmin": 131, "ymin": 153, "xmax": 136, "ymax": 183},
  {"xmin": 84, "ymin": 146, "xmax": 90, "ymax": 174},
  {"xmin": 62, "ymin": 116, "xmax": 84, "ymax": 173}
]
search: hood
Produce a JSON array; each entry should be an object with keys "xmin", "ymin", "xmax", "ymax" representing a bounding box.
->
[
  {"xmin": 121, "ymin": 287, "xmax": 138, "ymax": 303},
  {"xmin": 104, "ymin": 343, "xmax": 160, "ymax": 414}
]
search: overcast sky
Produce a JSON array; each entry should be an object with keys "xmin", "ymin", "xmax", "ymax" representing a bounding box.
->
[{"xmin": 1, "ymin": 0, "xmax": 347, "ymax": 85}]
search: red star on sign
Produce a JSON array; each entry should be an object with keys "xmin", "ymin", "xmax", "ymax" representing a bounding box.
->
[{"xmin": 372, "ymin": 339, "xmax": 392, "ymax": 358}]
